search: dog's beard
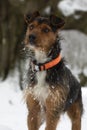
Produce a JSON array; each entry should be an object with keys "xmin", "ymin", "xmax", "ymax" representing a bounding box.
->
[
  {"xmin": 25, "ymin": 47, "xmax": 35, "ymax": 59},
  {"xmin": 34, "ymin": 49, "xmax": 49, "ymax": 64},
  {"xmin": 26, "ymin": 45, "xmax": 51, "ymax": 64},
  {"xmin": 22, "ymin": 47, "xmax": 49, "ymax": 89}
]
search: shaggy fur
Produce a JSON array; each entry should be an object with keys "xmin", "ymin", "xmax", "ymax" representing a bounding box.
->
[{"xmin": 23, "ymin": 11, "xmax": 83, "ymax": 130}]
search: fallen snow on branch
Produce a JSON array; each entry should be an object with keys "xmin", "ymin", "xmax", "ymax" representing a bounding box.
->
[{"xmin": 58, "ymin": 0, "xmax": 87, "ymax": 16}]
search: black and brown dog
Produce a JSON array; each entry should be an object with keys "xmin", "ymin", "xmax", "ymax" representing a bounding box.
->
[{"xmin": 23, "ymin": 11, "xmax": 83, "ymax": 130}]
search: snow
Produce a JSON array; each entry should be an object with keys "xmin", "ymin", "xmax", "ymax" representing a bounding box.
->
[
  {"xmin": 0, "ymin": 69, "xmax": 27, "ymax": 130},
  {"xmin": 0, "ymin": 125, "xmax": 12, "ymax": 130},
  {"xmin": 58, "ymin": 0, "xmax": 87, "ymax": 16},
  {"xmin": 44, "ymin": 6, "xmax": 51, "ymax": 14},
  {"xmin": 83, "ymin": 67, "xmax": 87, "ymax": 76},
  {"xmin": 61, "ymin": 30, "xmax": 87, "ymax": 70},
  {"xmin": 0, "ymin": 68, "xmax": 87, "ymax": 130}
]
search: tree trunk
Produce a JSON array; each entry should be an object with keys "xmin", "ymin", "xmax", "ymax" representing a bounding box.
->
[{"xmin": 0, "ymin": 0, "xmax": 24, "ymax": 79}]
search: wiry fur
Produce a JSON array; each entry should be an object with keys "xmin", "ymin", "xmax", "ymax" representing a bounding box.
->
[{"xmin": 23, "ymin": 11, "xmax": 83, "ymax": 130}]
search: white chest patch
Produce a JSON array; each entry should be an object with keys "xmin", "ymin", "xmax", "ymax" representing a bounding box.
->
[
  {"xmin": 33, "ymin": 71, "xmax": 49, "ymax": 103},
  {"xmin": 29, "ymin": 71, "xmax": 50, "ymax": 104},
  {"xmin": 28, "ymin": 49, "xmax": 50, "ymax": 104}
]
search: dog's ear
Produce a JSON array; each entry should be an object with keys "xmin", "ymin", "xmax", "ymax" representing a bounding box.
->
[
  {"xmin": 50, "ymin": 14, "xmax": 65, "ymax": 31},
  {"xmin": 24, "ymin": 11, "xmax": 40, "ymax": 24}
]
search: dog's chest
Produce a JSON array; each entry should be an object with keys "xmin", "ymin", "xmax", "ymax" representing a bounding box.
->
[{"xmin": 32, "ymin": 71, "xmax": 50, "ymax": 103}]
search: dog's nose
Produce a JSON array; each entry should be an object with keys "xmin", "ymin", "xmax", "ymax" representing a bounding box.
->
[{"xmin": 29, "ymin": 34, "xmax": 36, "ymax": 44}]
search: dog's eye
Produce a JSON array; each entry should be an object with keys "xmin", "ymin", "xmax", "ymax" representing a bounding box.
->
[
  {"xmin": 29, "ymin": 25, "xmax": 34, "ymax": 30},
  {"xmin": 42, "ymin": 28, "xmax": 50, "ymax": 33}
]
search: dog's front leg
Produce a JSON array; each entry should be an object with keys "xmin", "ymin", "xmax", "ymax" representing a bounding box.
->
[
  {"xmin": 45, "ymin": 98, "xmax": 60, "ymax": 130},
  {"xmin": 27, "ymin": 94, "xmax": 40, "ymax": 130},
  {"xmin": 45, "ymin": 110, "xmax": 60, "ymax": 130}
]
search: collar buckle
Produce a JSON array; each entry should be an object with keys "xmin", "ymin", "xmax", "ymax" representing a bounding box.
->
[
  {"xmin": 31, "ymin": 61, "xmax": 40, "ymax": 72},
  {"xmin": 34, "ymin": 65, "xmax": 40, "ymax": 71}
]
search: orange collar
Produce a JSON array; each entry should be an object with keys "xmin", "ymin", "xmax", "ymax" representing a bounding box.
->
[{"xmin": 32, "ymin": 54, "xmax": 62, "ymax": 71}]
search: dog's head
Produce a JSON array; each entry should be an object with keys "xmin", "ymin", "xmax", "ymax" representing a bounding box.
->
[{"xmin": 24, "ymin": 11, "xmax": 65, "ymax": 63}]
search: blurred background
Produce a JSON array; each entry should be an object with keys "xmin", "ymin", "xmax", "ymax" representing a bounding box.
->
[
  {"xmin": 0, "ymin": 0, "xmax": 87, "ymax": 88},
  {"xmin": 0, "ymin": 1, "xmax": 87, "ymax": 130}
]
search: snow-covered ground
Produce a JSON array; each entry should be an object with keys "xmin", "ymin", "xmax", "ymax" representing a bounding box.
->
[
  {"xmin": 58, "ymin": 0, "xmax": 87, "ymax": 16},
  {"xmin": 0, "ymin": 68, "xmax": 87, "ymax": 130},
  {"xmin": 0, "ymin": 69, "xmax": 27, "ymax": 130}
]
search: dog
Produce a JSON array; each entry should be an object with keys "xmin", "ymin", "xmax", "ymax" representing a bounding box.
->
[{"xmin": 23, "ymin": 11, "xmax": 83, "ymax": 130}]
